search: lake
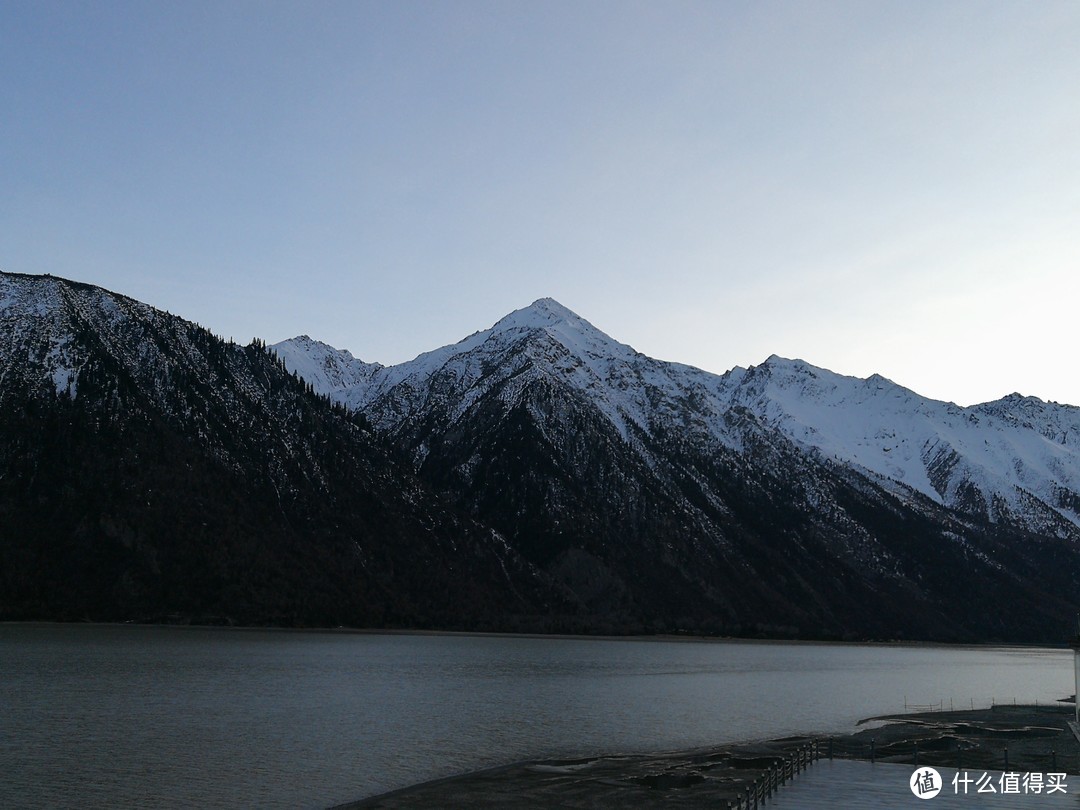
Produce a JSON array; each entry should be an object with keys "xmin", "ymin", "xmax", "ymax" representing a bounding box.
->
[{"xmin": 1, "ymin": 624, "xmax": 1073, "ymax": 808}]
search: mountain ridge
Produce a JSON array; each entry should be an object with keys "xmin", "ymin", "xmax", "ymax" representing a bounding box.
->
[
  {"xmin": 274, "ymin": 299, "xmax": 1080, "ymax": 535},
  {"xmin": 272, "ymin": 295, "xmax": 1080, "ymax": 641},
  {"xmin": 6, "ymin": 272, "xmax": 1080, "ymax": 641}
]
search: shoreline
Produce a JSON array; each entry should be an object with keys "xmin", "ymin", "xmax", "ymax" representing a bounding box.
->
[
  {"xmin": 4, "ymin": 620, "xmax": 1070, "ymax": 651},
  {"xmin": 338, "ymin": 704, "xmax": 1080, "ymax": 808}
]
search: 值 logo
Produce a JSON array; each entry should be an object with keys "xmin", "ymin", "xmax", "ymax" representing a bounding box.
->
[{"xmin": 911, "ymin": 767, "xmax": 942, "ymax": 799}]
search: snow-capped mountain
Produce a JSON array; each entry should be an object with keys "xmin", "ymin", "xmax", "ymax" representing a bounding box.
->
[
  {"xmin": 6, "ymin": 271, "xmax": 1080, "ymax": 641},
  {"xmin": 270, "ymin": 334, "xmax": 382, "ymax": 395},
  {"xmin": 276, "ymin": 299, "xmax": 723, "ymax": 431},
  {"xmin": 271, "ymin": 297, "xmax": 1080, "ymax": 641},
  {"xmin": 725, "ymin": 358, "xmax": 1080, "ymax": 536},
  {"xmin": 274, "ymin": 299, "xmax": 1080, "ymax": 539}
]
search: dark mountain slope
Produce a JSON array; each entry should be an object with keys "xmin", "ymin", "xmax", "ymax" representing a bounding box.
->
[{"xmin": 0, "ymin": 272, "xmax": 554, "ymax": 627}]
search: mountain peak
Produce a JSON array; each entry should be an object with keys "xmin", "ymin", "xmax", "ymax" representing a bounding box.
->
[
  {"xmin": 282, "ymin": 333, "xmax": 360, "ymax": 361},
  {"xmin": 482, "ymin": 298, "xmax": 635, "ymax": 361},
  {"xmin": 756, "ymin": 355, "xmax": 822, "ymax": 377},
  {"xmin": 491, "ymin": 297, "xmax": 586, "ymax": 332},
  {"xmin": 270, "ymin": 334, "xmax": 381, "ymax": 395},
  {"xmin": 531, "ymin": 296, "xmax": 573, "ymax": 314}
]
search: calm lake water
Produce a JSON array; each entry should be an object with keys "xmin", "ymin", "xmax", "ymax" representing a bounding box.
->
[{"xmin": 1, "ymin": 624, "xmax": 1074, "ymax": 808}]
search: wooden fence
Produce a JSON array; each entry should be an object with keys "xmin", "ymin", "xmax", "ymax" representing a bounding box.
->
[{"xmin": 728, "ymin": 741, "xmax": 820, "ymax": 810}]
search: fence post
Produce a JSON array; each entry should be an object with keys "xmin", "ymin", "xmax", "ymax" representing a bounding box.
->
[{"xmin": 871, "ymin": 738, "xmax": 876, "ymax": 764}]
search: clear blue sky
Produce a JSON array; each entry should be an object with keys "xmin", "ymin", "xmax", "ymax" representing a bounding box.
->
[{"xmin": 2, "ymin": 1, "xmax": 1078, "ymax": 406}]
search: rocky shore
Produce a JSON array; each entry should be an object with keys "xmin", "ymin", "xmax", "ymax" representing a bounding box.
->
[{"xmin": 340, "ymin": 704, "xmax": 1080, "ymax": 808}]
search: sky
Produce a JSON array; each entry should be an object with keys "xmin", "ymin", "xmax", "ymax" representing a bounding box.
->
[{"xmin": 2, "ymin": 0, "xmax": 1078, "ymax": 407}]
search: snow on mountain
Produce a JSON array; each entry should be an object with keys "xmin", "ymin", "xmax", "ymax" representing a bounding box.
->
[
  {"xmin": 2, "ymin": 273, "xmax": 106, "ymax": 398},
  {"xmin": 973, "ymin": 393, "xmax": 1080, "ymax": 448},
  {"xmin": 723, "ymin": 358, "xmax": 942, "ymax": 491},
  {"xmin": 726, "ymin": 357, "xmax": 1080, "ymax": 531},
  {"xmin": 2, "ymin": 271, "xmax": 232, "ymax": 412},
  {"xmin": 276, "ymin": 298, "xmax": 1080, "ymax": 535},
  {"xmin": 270, "ymin": 334, "xmax": 382, "ymax": 395},
  {"xmin": 3, "ymin": 271, "xmax": 356, "ymax": 456},
  {"xmin": 275, "ymin": 298, "xmax": 741, "ymax": 446}
]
